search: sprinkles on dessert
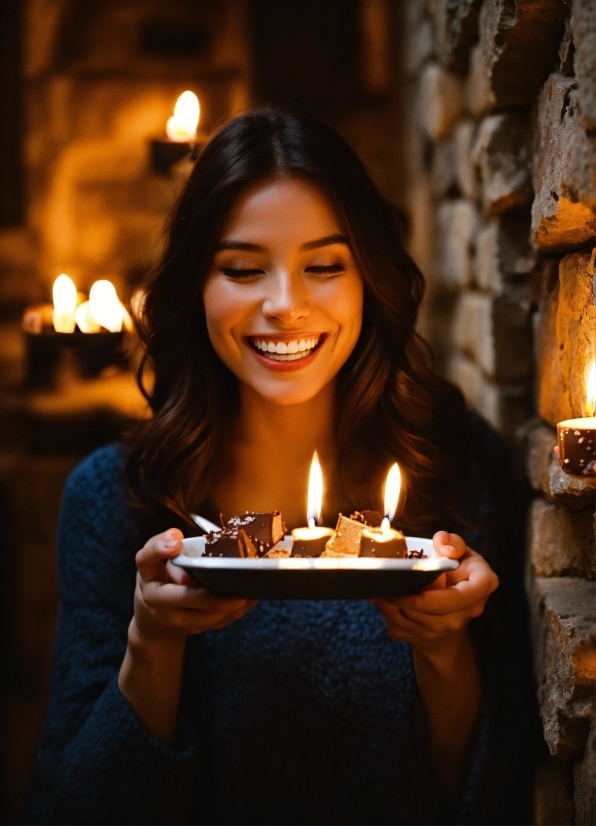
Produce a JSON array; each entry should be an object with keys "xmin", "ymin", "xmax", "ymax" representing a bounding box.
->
[{"xmin": 201, "ymin": 510, "xmax": 426, "ymax": 559}]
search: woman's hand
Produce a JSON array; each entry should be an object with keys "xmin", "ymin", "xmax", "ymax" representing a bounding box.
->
[
  {"xmin": 131, "ymin": 528, "xmax": 257, "ymax": 643},
  {"xmin": 373, "ymin": 531, "xmax": 498, "ymax": 653}
]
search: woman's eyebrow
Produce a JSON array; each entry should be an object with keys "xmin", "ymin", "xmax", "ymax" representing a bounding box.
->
[{"xmin": 214, "ymin": 234, "xmax": 349, "ymax": 253}]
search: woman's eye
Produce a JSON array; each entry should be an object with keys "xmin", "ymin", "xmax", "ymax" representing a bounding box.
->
[
  {"xmin": 305, "ymin": 263, "xmax": 346, "ymax": 275},
  {"xmin": 221, "ymin": 268, "xmax": 263, "ymax": 279}
]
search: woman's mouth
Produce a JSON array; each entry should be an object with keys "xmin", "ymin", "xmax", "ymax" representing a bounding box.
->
[{"xmin": 247, "ymin": 334, "xmax": 324, "ymax": 362}]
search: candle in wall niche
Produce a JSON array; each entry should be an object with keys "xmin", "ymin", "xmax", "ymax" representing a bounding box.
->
[
  {"xmin": 52, "ymin": 274, "xmax": 77, "ymax": 333},
  {"xmin": 360, "ymin": 463, "xmax": 408, "ymax": 558},
  {"xmin": 291, "ymin": 452, "xmax": 333, "ymax": 556},
  {"xmin": 166, "ymin": 91, "xmax": 200, "ymax": 142},
  {"xmin": 89, "ymin": 280, "xmax": 124, "ymax": 333},
  {"xmin": 557, "ymin": 360, "xmax": 596, "ymax": 483}
]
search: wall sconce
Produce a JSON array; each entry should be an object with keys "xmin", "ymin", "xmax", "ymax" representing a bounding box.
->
[{"xmin": 150, "ymin": 90, "xmax": 204, "ymax": 174}]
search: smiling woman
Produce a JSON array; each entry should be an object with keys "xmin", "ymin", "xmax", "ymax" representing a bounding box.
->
[{"xmin": 26, "ymin": 110, "xmax": 536, "ymax": 826}]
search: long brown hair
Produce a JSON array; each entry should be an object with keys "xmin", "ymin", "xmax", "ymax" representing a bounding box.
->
[{"xmin": 126, "ymin": 109, "xmax": 472, "ymax": 536}]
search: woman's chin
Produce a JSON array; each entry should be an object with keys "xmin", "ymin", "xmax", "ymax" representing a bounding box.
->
[{"xmin": 241, "ymin": 376, "xmax": 333, "ymax": 407}]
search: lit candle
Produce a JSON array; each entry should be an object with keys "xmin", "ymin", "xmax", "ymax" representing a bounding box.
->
[
  {"xmin": 291, "ymin": 452, "xmax": 333, "ymax": 556},
  {"xmin": 557, "ymin": 360, "xmax": 596, "ymax": 482},
  {"xmin": 360, "ymin": 462, "xmax": 408, "ymax": 558},
  {"xmin": 89, "ymin": 280, "xmax": 124, "ymax": 333},
  {"xmin": 166, "ymin": 91, "xmax": 200, "ymax": 142},
  {"xmin": 52, "ymin": 274, "xmax": 77, "ymax": 333}
]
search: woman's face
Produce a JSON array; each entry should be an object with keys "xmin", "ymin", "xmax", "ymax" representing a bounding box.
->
[{"xmin": 203, "ymin": 177, "xmax": 364, "ymax": 406}]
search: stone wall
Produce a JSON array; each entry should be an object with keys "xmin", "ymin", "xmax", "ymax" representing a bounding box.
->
[{"xmin": 403, "ymin": 1, "xmax": 595, "ymax": 822}]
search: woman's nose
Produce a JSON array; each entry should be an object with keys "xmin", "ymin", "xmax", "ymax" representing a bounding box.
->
[{"xmin": 261, "ymin": 271, "xmax": 311, "ymax": 324}]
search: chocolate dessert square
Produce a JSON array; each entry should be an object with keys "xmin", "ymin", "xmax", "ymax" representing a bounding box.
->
[
  {"xmin": 349, "ymin": 510, "xmax": 383, "ymax": 528},
  {"xmin": 227, "ymin": 511, "xmax": 285, "ymax": 556},
  {"xmin": 322, "ymin": 513, "xmax": 365, "ymax": 556},
  {"xmin": 204, "ymin": 528, "xmax": 257, "ymax": 558}
]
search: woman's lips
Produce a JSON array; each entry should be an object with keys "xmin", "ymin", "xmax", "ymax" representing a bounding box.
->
[{"xmin": 245, "ymin": 334, "xmax": 326, "ymax": 372}]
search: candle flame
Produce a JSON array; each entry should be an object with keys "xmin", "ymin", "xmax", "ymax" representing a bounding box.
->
[
  {"xmin": 52, "ymin": 274, "xmax": 77, "ymax": 333},
  {"xmin": 383, "ymin": 462, "xmax": 402, "ymax": 525},
  {"xmin": 586, "ymin": 360, "xmax": 596, "ymax": 417},
  {"xmin": 74, "ymin": 301, "xmax": 101, "ymax": 333},
  {"xmin": 307, "ymin": 451, "xmax": 323, "ymax": 528},
  {"xmin": 89, "ymin": 280, "xmax": 123, "ymax": 332},
  {"xmin": 166, "ymin": 91, "xmax": 200, "ymax": 142}
]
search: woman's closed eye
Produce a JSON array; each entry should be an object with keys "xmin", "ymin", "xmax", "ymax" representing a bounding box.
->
[
  {"xmin": 221, "ymin": 267, "xmax": 264, "ymax": 279},
  {"xmin": 305, "ymin": 263, "xmax": 346, "ymax": 276}
]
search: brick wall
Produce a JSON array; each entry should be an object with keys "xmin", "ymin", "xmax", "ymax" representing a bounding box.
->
[{"xmin": 403, "ymin": 1, "xmax": 595, "ymax": 822}]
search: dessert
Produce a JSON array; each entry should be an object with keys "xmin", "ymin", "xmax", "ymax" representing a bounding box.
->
[
  {"xmin": 204, "ymin": 527, "xmax": 258, "ymax": 558},
  {"xmin": 227, "ymin": 511, "xmax": 285, "ymax": 556},
  {"xmin": 321, "ymin": 513, "xmax": 366, "ymax": 556},
  {"xmin": 291, "ymin": 525, "xmax": 334, "ymax": 557},
  {"xmin": 360, "ymin": 526, "xmax": 407, "ymax": 558}
]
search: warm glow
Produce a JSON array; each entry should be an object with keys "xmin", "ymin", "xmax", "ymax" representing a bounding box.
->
[
  {"xmin": 586, "ymin": 360, "xmax": 596, "ymax": 417},
  {"xmin": 166, "ymin": 91, "xmax": 200, "ymax": 141},
  {"xmin": 307, "ymin": 451, "xmax": 323, "ymax": 528},
  {"xmin": 381, "ymin": 462, "xmax": 402, "ymax": 532},
  {"xmin": 74, "ymin": 301, "xmax": 101, "ymax": 333},
  {"xmin": 89, "ymin": 280, "xmax": 123, "ymax": 332},
  {"xmin": 52, "ymin": 274, "xmax": 77, "ymax": 333}
]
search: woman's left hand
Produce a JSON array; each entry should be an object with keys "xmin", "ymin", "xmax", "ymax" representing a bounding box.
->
[{"xmin": 373, "ymin": 531, "xmax": 498, "ymax": 653}]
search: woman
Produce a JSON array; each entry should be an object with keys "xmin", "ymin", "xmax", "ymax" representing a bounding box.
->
[{"xmin": 26, "ymin": 110, "xmax": 536, "ymax": 825}]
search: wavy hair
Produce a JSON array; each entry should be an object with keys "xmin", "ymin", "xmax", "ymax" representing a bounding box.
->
[{"xmin": 126, "ymin": 109, "xmax": 472, "ymax": 536}]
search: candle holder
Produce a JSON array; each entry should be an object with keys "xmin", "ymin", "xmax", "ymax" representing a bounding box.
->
[{"xmin": 149, "ymin": 139, "xmax": 203, "ymax": 175}]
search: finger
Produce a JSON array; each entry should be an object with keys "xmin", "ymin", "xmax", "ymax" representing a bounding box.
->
[
  {"xmin": 142, "ymin": 581, "xmax": 252, "ymax": 614},
  {"xmin": 554, "ymin": 445, "xmax": 560, "ymax": 457},
  {"xmin": 386, "ymin": 567, "xmax": 497, "ymax": 614},
  {"xmin": 432, "ymin": 531, "xmax": 466, "ymax": 559},
  {"xmin": 136, "ymin": 529, "xmax": 184, "ymax": 582},
  {"xmin": 401, "ymin": 597, "xmax": 488, "ymax": 629},
  {"xmin": 166, "ymin": 559, "xmax": 194, "ymax": 586}
]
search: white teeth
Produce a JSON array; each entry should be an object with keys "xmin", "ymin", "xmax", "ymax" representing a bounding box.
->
[
  {"xmin": 275, "ymin": 341, "xmax": 288, "ymax": 354},
  {"xmin": 251, "ymin": 335, "xmax": 321, "ymax": 360},
  {"xmin": 298, "ymin": 339, "xmax": 306, "ymax": 352},
  {"xmin": 287, "ymin": 340, "xmax": 298, "ymax": 354},
  {"xmin": 267, "ymin": 341, "xmax": 276, "ymax": 353}
]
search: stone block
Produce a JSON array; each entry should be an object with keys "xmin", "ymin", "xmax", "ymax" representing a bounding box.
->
[
  {"xmin": 558, "ymin": 13, "xmax": 574, "ymax": 76},
  {"xmin": 528, "ymin": 499, "xmax": 595, "ymax": 578},
  {"xmin": 436, "ymin": 199, "xmax": 478, "ymax": 287},
  {"xmin": 472, "ymin": 113, "xmax": 533, "ymax": 216},
  {"xmin": 478, "ymin": 0, "xmax": 568, "ymax": 108},
  {"xmin": 537, "ymin": 251, "xmax": 596, "ymax": 426},
  {"xmin": 570, "ymin": 0, "xmax": 596, "ymax": 130},
  {"xmin": 434, "ymin": 0, "xmax": 481, "ymax": 74},
  {"xmin": 405, "ymin": 17, "xmax": 434, "ymax": 76},
  {"xmin": 527, "ymin": 423, "xmax": 596, "ymax": 509},
  {"xmin": 418, "ymin": 63, "xmax": 465, "ymax": 142},
  {"xmin": 430, "ymin": 138, "xmax": 457, "ymax": 197},
  {"xmin": 465, "ymin": 44, "xmax": 494, "ymax": 117},
  {"xmin": 453, "ymin": 119, "xmax": 478, "ymax": 202},
  {"xmin": 529, "ymin": 576, "xmax": 596, "ymax": 759},
  {"xmin": 453, "ymin": 291, "xmax": 533, "ymax": 381},
  {"xmin": 533, "ymin": 755, "xmax": 575, "ymax": 826},
  {"xmin": 408, "ymin": 173, "xmax": 437, "ymax": 282},
  {"xmin": 474, "ymin": 211, "xmax": 536, "ymax": 294},
  {"xmin": 532, "ymin": 74, "xmax": 596, "ymax": 252},
  {"xmin": 448, "ymin": 352, "xmax": 532, "ymax": 436},
  {"xmin": 574, "ymin": 718, "xmax": 596, "ymax": 826}
]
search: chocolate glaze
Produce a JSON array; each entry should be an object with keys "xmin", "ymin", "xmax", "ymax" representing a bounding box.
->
[
  {"xmin": 204, "ymin": 528, "xmax": 257, "ymax": 558},
  {"xmin": 360, "ymin": 529, "xmax": 407, "ymax": 559},
  {"xmin": 227, "ymin": 511, "xmax": 285, "ymax": 556}
]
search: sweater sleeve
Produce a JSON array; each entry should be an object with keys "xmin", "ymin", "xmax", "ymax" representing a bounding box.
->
[
  {"xmin": 24, "ymin": 445, "xmax": 197, "ymax": 825},
  {"xmin": 451, "ymin": 415, "xmax": 538, "ymax": 825}
]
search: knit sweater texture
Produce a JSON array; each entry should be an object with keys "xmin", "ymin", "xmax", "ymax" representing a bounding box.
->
[{"xmin": 25, "ymin": 419, "xmax": 537, "ymax": 825}]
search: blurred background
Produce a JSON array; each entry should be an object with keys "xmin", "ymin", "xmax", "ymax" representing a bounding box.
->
[{"xmin": 0, "ymin": 1, "xmax": 594, "ymax": 823}]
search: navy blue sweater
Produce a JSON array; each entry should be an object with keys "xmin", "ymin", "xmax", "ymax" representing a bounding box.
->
[{"xmin": 25, "ymin": 426, "xmax": 536, "ymax": 825}]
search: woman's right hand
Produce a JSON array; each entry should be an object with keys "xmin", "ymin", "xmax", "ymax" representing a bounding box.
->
[{"xmin": 131, "ymin": 528, "xmax": 257, "ymax": 642}]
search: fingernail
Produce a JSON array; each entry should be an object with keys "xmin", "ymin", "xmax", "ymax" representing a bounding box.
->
[{"xmin": 163, "ymin": 540, "xmax": 178, "ymax": 549}]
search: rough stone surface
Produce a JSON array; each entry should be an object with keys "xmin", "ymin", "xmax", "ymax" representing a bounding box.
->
[
  {"xmin": 453, "ymin": 118, "xmax": 479, "ymax": 201},
  {"xmin": 431, "ymin": 138, "xmax": 458, "ymax": 197},
  {"xmin": 448, "ymin": 352, "xmax": 532, "ymax": 435},
  {"xmin": 434, "ymin": 0, "xmax": 481, "ymax": 74},
  {"xmin": 473, "ymin": 113, "xmax": 533, "ymax": 216},
  {"xmin": 538, "ymin": 251, "xmax": 596, "ymax": 426},
  {"xmin": 465, "ymin": 43, "xmax": 494, "ymax": 116},
  {"xmin": 570, "ymin": 0, "xmax": 596, "ymax": 130},
  {"xmin": 574, "ymin": 718, "xmax": 596, "ymax": 825},
  {"xmin": 436, "ymin": 199, "xmax": 478, "ymax": 287},
  {"xmin": 418, "ymin": 63, "xmax": 465, "ymax": 141},
  {"xmin": 529, "ymin": 499, "xmax": 595, "ymax": 578},
  {"xmin": 474, "ymin": 211, "xmax": 536, "ymax": 294},
  {"xmin": 478, "ymin": 0, "xmax": 568, "ymax": 108},
  {"xmin": 533, "ymin": 756, "xmax": 575, "ymax": 826},
  {"xmin": 532, "ymin": 73, "xmax": 596, "ymax": 251},
  {"xmin": 527, "ymin": 424, "xmax": 596, "ymax": 509},
  {"xmin": 558, "ymin": 13, "xmax": 575, "ymax": 76},
  {"xmin": 405, "ymin": 17, "xmax": 434, "ymax": 76},
  {"xmin": 453, "ymin": 291, "xmax": 533, "ymax": 381},
  {"xmin": 529, "ymin": 577, "xmax": 596, "ymax": 759}
]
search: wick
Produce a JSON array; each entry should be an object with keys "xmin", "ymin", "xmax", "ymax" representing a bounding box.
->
[{"xmin": 308, "ymin": 517, "xmax": 316, "ymax": 530}]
